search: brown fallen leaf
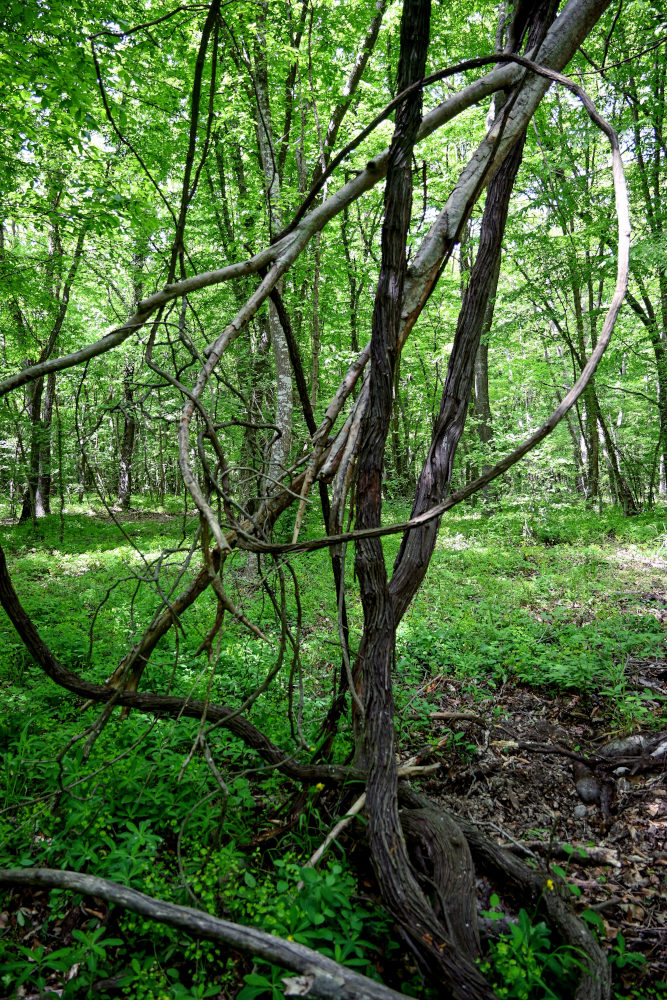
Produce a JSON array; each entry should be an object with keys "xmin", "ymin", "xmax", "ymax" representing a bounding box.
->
[{"xmin": 618, "ymin": 902, "xmax": 646, "ymax": 920}]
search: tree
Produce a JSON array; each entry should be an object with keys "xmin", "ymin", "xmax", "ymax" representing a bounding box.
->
[
  {"xmin": 601, "ymin": 1, "xmax": 667, "ymax": 499},
  {"xmin": 0, "ymin": 1, "xmax": 636, "ymax": 997}
]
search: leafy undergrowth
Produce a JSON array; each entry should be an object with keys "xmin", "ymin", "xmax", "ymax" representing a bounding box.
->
[{"xmin": 0, "ymin": 500, "xmax": 665, "ymax": 998}]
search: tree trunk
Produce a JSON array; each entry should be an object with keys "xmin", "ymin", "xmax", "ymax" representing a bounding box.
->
[
  {"xmin": 595, "ymin": 399, "xmax": 638, "ymax": 513},
  {"xmin": 390, "ymin": 358, "xmax": 405, "ymax": 489},
  {"xmin": 117, "ymin": 361, "xmax": 136, "ymax": 509},
  {"xmin": 19, "ymin": 374, "xmax": 45, "ymax": 524},
  {"xmin": 116, "ymin": 252, "xmax": 145, "ymax": 509},
  {"xmin": 390, "ymin": 116, "xmax": 530, "ymax": 622},
  {"xmin": 36, "ymin": 372, "xmax": 56, "ymax": 516},
  {"xmin": 473, "ymin": 338, "xmax": 494, "ymax": 453},
  {"xmin": 542, "ymin": 335, "xmax": 587, "ymax": 493},
  {"xmin": 388, "ymin": 0, "xmax": 567, "ymax": 620},
  {"xmin": 18, "ymin": 223, "xmax": 86, "ymax": 522},
  {"xmin": 341, "ymin": 198, "xmax": 360, "ymax": 354},
  {"xmin": 254, "ymin": 3, "xmax": 293, "ymax": 487},
  {"xmin": 583, "ymin": 390, "xmax": 600, "ymax": 501},
  {"xmin": 471, "ymin": 274, "xmax": 497, "ymax": 504},
  {"xmin": 310, "ymin": 233, "xmax": 322, "ymax": 410},
  {"xmin": 353, "ymin": 3, "xmax": 495, "ymax": 994}
]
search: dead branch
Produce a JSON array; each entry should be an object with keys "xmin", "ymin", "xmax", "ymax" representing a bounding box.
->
[{"xmin": 0, "ymin": 868, "xmax": 408, "ymax": 1000}]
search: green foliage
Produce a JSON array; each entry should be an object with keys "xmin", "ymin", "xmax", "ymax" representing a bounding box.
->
[
  {"xmin": 0, "ymin": 606, "xmax": 388, "ymax": 999},
  {"xmin": 580, "ymin": 911, "xmax": 649, "ymax": 999},
  {"xmin": 0, "ymin": 683, "xmax": 258, "ymax": 996},
  {"xmin": 238, "ymin": 968, "xmax": 287, "ymax": 1000},
  {"xmin": 1, "ymin": 0, "xmax": 666, "ymax": 995},
  {"xmin": 480, "ymin": 897, "xmax": 585, "ymax": 1000},
  {"xmin": 1, "ymin": 503, "xmax": 664, "ymax": 990},
  {"xmin": 614, "ymin": 986, "xmax": 667, "ymax": 1000},
  {"xmin": 1, "ymin": 925, "xmax": 124, "ymax": 998},
  {"xmin": 397, "ymin": 503, "xmax": 666, "ymax": 730},
  {"xmin": 234, "ymin": 857, "xmax": 394, "ymax": 999},
  {"xmin": 608, "ymin": 932, "xmax": 646, "ymax": 973}
]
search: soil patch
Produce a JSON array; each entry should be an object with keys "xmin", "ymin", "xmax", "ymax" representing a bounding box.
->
[{"xmin": 418, "ymin": 665, "xmax": 667, "ymax": 992}]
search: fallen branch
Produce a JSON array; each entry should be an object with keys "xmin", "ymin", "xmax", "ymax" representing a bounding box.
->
[
  {"xmin": 432, "ymin": 710, "xmax": 487, "ymax": 726},
  {"xmin": 300, "ymin": 761, "xmax": 441, "ymax": 884},
  {"xmin": 300, "ymin": 792, "xmax": 366, "ymax": 884},
  {"xmin": 491, "ymin": 739, "xmax": 600, "ymax": 767},
  {"xmin": 503, "ymin": 840, "xmax": 621, "ymax": 868},
  {"xmin": 0, "ymin": 868, "xmax": 407, "ymax": 1000}
]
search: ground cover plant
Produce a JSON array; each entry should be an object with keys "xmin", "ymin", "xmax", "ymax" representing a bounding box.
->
[{"xmin": 1, "ymin": 502, "xmax": 665, "ymax": 997}]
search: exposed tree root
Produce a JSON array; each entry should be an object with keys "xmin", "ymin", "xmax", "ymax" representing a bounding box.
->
[
  {"xmin": 400, "ymin": 806, "xmax": 481, "ymax": 960},
  {"xmin": 461, "ymin": 814, "xmax": 611, "ymax": 1000},
  {"xmin": 0, "ymin": 540, "xmax": 612, "ymax": 999},
  {"xmin": 400, "ymin": 786, "xmax": 611, "ymax": 1000}
]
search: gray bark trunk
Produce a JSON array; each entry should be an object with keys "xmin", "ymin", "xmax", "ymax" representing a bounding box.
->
[{"xmin": 254, "ymin": 4, "xmax": 293, "ymax": 486}]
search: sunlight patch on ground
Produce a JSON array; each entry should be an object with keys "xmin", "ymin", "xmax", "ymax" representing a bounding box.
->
[
  {"xmin": 608, "ymin": 541, "xmax": 667, "ymax": 573},
  {"xmin": 436, "ymin": 532, "xmax": 471, "ymax": 551}
]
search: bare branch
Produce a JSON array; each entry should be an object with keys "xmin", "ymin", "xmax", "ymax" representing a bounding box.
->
[
  {"xmin": 235, "ymin": 63, "xmax": 632, "ymax": 561},
  {"xmin": 0, "ymin": 543, "xmax": 360, "ymax": 787},
  {"xmin": 0, "ymin": 868, "xmax": 408, "ymax": 1000}
]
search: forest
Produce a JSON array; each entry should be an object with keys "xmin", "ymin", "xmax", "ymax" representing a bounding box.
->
[{"xmin": 0, "ymin": 0, "xmax": 666, "ymax": 998}]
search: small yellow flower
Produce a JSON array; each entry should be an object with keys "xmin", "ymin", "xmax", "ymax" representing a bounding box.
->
[
  {"xmin": 315, "ymin": 782, "xmax": 324, "ymax": 791},
  {"xmin": 546, "ymin": 879, "xmax": 555, "ymax": 890},
  {"xmin": 287, "ymin": 935, "xmax": 294, "ymax": 941}
]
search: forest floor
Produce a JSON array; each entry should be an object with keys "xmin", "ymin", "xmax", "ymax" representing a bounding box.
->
[
  {"xmin": 0, "ymin": 500, "xmax": 666, "ymax": 998},
  {"xmin": 416, "ymin": 669, "xmax": 667, "ymax": 992},
  {"xmin": 394, "ymin": 522, "xmax": 667, "ymax": 995}
]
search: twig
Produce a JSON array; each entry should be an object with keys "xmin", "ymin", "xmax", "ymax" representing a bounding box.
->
[
  {"xmin": 491, "ymin": 739, "xmax": 599, "ymax": 767},
  {"xmin": 474, "ymin": 820, "xmax": 539, "ymax": 860},
  {"xmin": 299, "ymin": 762, "xmax": 440, "ymax": 886},
  {"xmin": 503, "ymin": 840, "xmax": 621, "ymax": 868},
  {"xmin": 300, "ymin": 792, "xmax": 367, "ymax": 884},
  {"xmin": 431, "ymin": 710, "xmax": 487, "ymax": 726}
]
